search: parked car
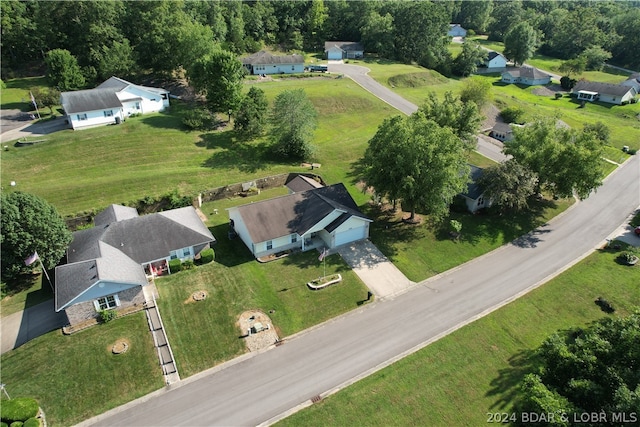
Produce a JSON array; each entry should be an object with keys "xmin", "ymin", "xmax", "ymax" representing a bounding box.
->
[{"xmin": 634, "ymin": 226, "xmax": 640, "ymax": 236}]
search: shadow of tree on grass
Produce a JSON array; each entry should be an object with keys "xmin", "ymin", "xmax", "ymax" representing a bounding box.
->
[
  {"xmin": 486, "ymin": 348, "xmax": 538, "ymax": 411},
  {"xmin": 199, "ymin": 132, "xmax": 274, "ymax": 174}
]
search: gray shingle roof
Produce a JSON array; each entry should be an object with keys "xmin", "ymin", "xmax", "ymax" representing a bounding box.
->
[
  {"xmin": 233, "ymin": 183, "xmax": 370, "ymax": 243},
  {"xmin": 487, "ymin": 51, "xmax": 504, "ymax": 61},
  {"xmin": 285, "ymin": 175, "xmax": 323, "ymax": 193},
  {"xmin": 94, "ymin": 204, "xmax": 139, "ymax": 226},
  {"xmin": 60, "ymin": 89, "xmax": 122, "ymax": 114},
  {"xmin": 241, "ymin": 51, "xmax": 304, "ymax": 66},
  {"xmin": 69, "ymin": 206, "xmax": 215, "ymax": 265},
  {"xmin": 503, "ymin": 67, "xmax": 550, "ymax": 79},
  {"xmin": 57, "ymin": 205, "xmax": 215, "ymax": 311},
  {"xmin": 55, "ymin": 242, "xmax": 146, "ymax": 311},
  {"xmin": 461, "ymin": 165, "xmax": 484, "ymax": 200},
  {"xmin": 324, "ymin": 41, "xmax": 364, "ymax": 52},
  {"xmin": 573, "ymin": 80, "xmax": 635, "ymax": 97},
  {"xmin": 61, "ymin": 77, "xmax": 168, "ymax": 115}
]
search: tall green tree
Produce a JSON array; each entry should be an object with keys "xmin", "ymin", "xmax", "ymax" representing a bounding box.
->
[
  {"xmin": 503, "ymin": 22, "xmax": 539, "ymax": 66},
  {"xmin": 580, "ymin": 46, "xmax": 611, "ymax": 71},
  {"xmin": 487, "ymin": 0, "xmax": 525, "ymax": 41},
  {"xmin": 270, "ymin": 89, "xmax": 318, "ymax": 160},
  {"xmin": 360, "ymin": 11, "xmax": 395, "ymax": 59},
  {"xmin": 363, "ymin": 112, "xmax": 470, "ymax": 222},
  {"xmin": 418, "ymin": 91, "xmax": 482, "ymax": 150},
  {"xmin": 1, "ymin": 192, "xmax": 72, "ymax": 284},
  {"xmin": 478, "ymin": 160, "xmax": 538, "ymax": 213},
  {"xmin": 304, "ymin": 0, "xmax": 328, "ymax": 50},
  {"xmin": 514, "ymin": 312, "xmax": 640, "ymax": 423},
  {"xmin": 234, "ymin": 86, "xmax": 269, "ymax": 139},
  {"xmin": 392, "ymin": 1, "xmax": 450, "ymax": 70},
  {"xmin": 44, "ymin": 49, "xmax": 85, "ymax": 91},
  {"xmin": 505, "ymin": 118, "xmax": 606, "ymax": 199},
  {"xmin": 452, "ymin": 41, "xmax": 488, "ymax": 77},
  {"xmin": 459, "ymin": 77, "xmax": 492, "ymax": 108},
  {"xmin": 455, "ymin": 0, "xmax": 493, "ymax": 34},
  {"xmin": 188, "ymin": 49, "xmax": 245, "ymax": 114}
]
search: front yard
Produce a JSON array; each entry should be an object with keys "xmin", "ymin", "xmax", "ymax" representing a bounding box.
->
[{"xmin": 278, "ymin": 243, "xmax": 640, "ymax": 426}]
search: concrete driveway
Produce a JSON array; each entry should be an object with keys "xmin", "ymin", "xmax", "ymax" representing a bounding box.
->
[
  {"xmin": 337, "ymin": 240, "xmax": 414, "ymax": 299},
  {"xmin": 1, "ymin": 299, "xmax": 67, "ymax": 354}
]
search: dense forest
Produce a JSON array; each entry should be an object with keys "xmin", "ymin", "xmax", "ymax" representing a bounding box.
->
[{"xmin": 2, "ymin": 0, "xmax": 639, "ymax": 84}]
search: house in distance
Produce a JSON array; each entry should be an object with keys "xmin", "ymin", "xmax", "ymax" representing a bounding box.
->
[{"xmin": 241, "ymin": 51, "xmax": 305, "ymax": 75}]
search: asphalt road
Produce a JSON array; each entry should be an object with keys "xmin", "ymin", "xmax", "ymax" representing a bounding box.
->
[{"xmin": 86, "ymin": 157, "xmax": 639, "ymax": 426}]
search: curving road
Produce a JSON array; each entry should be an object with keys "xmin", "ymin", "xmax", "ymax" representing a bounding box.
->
[
  {"xmin": 83, "ymin": 66, "xmax": 639, "ymax": 427},
  {"xmin": 329, "ymin": 63, "xmax": 508, "ymax": 163}
]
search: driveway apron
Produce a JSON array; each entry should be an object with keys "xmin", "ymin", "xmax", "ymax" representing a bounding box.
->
[
  {"xmin": 1, "ymin": 299, "xmax": 66, "ymax": 354},
  {"xmin": 337, "ymin": 240, "xmax": 414, "ymax": 299}
]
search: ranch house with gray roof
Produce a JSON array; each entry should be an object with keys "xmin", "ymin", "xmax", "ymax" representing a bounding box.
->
[{"xmin": 55, "ymin": 205, "xmax": 215, "ymax": 326}]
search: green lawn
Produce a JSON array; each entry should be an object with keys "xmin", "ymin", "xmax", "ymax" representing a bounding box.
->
[
  {"xmin": 0, "ymin": 312, "xmax": 164, "ymax": 426},
  {"xmin": 0, "ymin": 76, "xmax": 50, "ymax": 111},
  {"xmin": 278, "ymin": 244, "xmax": 640, "ymax": 427},
  {"xmin": 158, "ymin": 246, "xmax": 370, "ymax": 378},
  {"xmin": 366, "ymin": 196, "xmax": 574, "ymax": 282},
  {"xmin": 1, "ymin": 78, "xmax": 394, "ymax": 218}
]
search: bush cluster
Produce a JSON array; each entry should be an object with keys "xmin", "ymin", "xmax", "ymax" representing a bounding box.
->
[
  {"xmin": 0, "ymin": 398, "xmax": 39, "ymax": 424},
  {"xmin": 168, "ymin": 258, "xmax": 182, "ymax": 273},
  {"xmin": 181, "ymin": 259, "xmax": 195, "ymax": 270},
  {"xmin": 99, "ymin": 309, "xmax": 117, "ymax": 323},
  {"xmin": 199, "ymin": 248, "xmax": 215, "ymax": 264},
  {"xmin": 182, "ymin": 108, "xmax": 215, "ymax": 131}
]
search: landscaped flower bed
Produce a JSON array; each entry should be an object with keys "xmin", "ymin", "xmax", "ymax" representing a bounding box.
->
[{"xmin": 307, "ymin": 274, "xmax": 342, "ymax": 290}]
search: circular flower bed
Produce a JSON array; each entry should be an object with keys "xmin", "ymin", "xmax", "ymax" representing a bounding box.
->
[
  {"xmin": 112, "ymin": 341, "xmax": 129, "ymax": 354},
  {"xmin": 192, "ymin": 290, "xmax": 208, "ymax": 301}
]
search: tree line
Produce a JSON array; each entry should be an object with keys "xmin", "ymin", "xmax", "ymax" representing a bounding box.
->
[{"xmin": 2, "ymin": 1, "xmax": 639, "ymax": 83}]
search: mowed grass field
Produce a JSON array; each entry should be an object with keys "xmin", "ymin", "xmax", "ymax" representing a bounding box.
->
[
  {"xmin": 0, "ymin": 312, "xmax": 164, "ymax": 426},
  {"xmin": 1, "ymin": 77, "xmax": 395, "ymax": 217},
  {"xmin": 278, "ymin": 245, "xmax": 640, "ymax": 427}
]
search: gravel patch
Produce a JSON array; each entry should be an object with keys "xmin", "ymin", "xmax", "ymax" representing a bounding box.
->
[{"xmin": 238, "ymin": 310, "xmax": 279, "ymax": 352}]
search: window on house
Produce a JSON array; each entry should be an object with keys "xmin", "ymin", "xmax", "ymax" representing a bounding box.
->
[
  {"xmin": 96, "ymin": 295, "xmax": 119, "ymax": 311},
  {"xmin": 266, "ymin": 240, "xmax": 273, "ymax": 250},
  {"xmin": 291, "ymin": 234, "xmax": 297, "ymax": 243},
  {"xmin": 104, "ymin": 110, "xmax": 113, "ymax": 117},
  {"xmin": 478, "ymin": 197, "xmax": 484, "ymax": 206},
  {"xmin": 183, "ymin": 247, "xmax": 191, "ymax": 256},
  {"xmin": 135, "ymin": 102, "xmax": 140, "ymax": 110},
  {"xmin": 292, "ymin": 66, "xmax": 295, "ymax": 71},
  {"xmin": 161, "ymin": 93, "xmax": 168, "ymax": 100},
  {"xmin": 170, "ymin": 250, "xmax": 178, "ymax": 260},
  {"xmin": 77, "ymin": 113, "xmax": 87, "ymax": 121}
]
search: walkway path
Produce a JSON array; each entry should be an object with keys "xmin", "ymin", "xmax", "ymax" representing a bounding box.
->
[
  {"xmin": 337, "ymin": 240, "xmax": 414, "ymax": 299},
  {"xmin": 142, "ymin": 283, "xmax": 180, "ymax": 385}
]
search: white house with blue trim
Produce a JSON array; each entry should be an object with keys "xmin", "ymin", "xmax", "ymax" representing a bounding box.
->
[{"xmin": 60, "ymin": 77, "xmax": 170, "ymax": 130}]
